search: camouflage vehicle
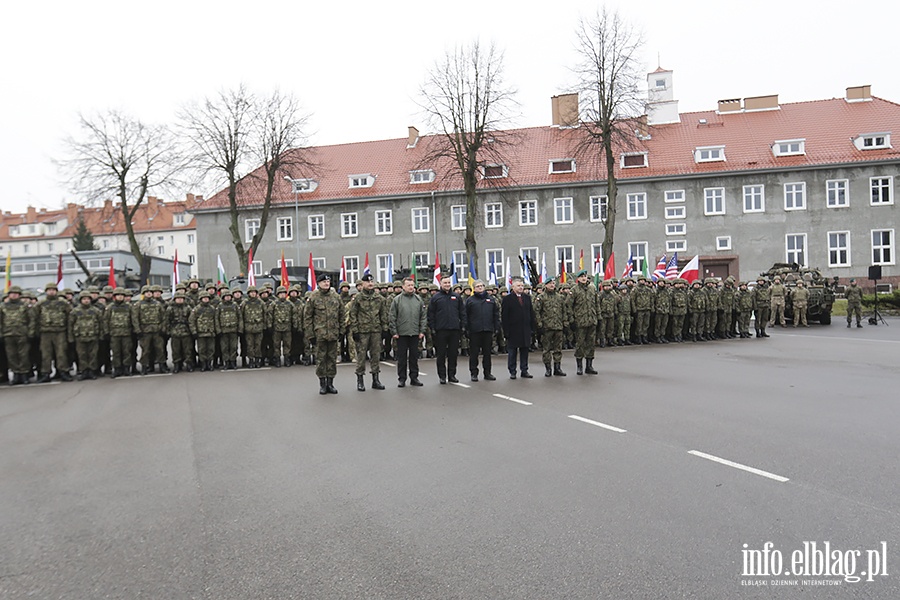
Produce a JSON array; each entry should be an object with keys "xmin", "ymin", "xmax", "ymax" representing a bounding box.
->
[
  {"xmin": 759, "ymin": 262, "xmax": 837, "ymax": 324},
  {"xmin": 70, "ymin": 250, "xmax": 142, "ymax": 292}
]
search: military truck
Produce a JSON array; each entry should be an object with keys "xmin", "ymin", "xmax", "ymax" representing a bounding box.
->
[
  {"xmin": 70, "ymin": 250, "xmax": 142, "ymax": 292},
  {"xmin": 759, "ymin": 262, "xmax": 836, "ymax": 324}
]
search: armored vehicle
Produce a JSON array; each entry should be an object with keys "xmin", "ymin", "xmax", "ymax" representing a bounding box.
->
[{"xmin": 759, "ymin": 262, "xmax": 836, "ymax": 324}]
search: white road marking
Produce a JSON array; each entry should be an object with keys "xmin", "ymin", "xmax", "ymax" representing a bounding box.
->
[
  {"xmin": 688, "ymin": 450, "xmax": 789, "ymax": 483},
  {"xmin": 781, "ymin": 333, "xmax": 900, "ymax": 344},
  {"xmin": 567, "ymin": 414, "xmax": 626, "ymax": 433},
  {"xmin": 492, "ymin": 393, "xmax": 531, "ymax": 405},
  {"xmin": 450, "ymin": 382, "xmax": 471, "ymax": 389}
]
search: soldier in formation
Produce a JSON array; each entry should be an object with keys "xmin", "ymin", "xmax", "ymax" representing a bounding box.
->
[
  {"xmin": 347, "ymin": 273, "xmax": 387, "ymax": 391},
  {"xmin": 305, "ymin": 273, "xmax": 344, "ymax": 394}
]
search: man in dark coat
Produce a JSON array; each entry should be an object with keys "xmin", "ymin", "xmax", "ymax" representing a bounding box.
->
[
  {"xmin": 500, "ymin": 277, "xmax": 536, "ymax": 379},
  {"xmin": 465, "ymin": 279, "xmax": 500, "ymax": 382},
  {"xmin": 427, "ymin": 275, "xmax": 466, "ymax": 384}
]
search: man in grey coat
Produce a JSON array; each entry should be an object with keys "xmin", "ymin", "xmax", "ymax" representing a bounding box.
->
[{"xmin": 390, "ymin": 277, "xmax": 427, "ymax": 387}]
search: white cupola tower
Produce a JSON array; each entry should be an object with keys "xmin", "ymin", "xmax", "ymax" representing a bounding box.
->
[{"xmin": 646, "ymin": 67, "xmax": 680, "ymax": 125}]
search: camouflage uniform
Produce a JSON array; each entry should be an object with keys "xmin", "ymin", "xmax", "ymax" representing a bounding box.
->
[
  {"xmin": 348, "ymin": 280, "xmax": 388, "ymax": 389},
  {"xmin": 132, "ymin": 290, "xmax": 167, "ymax": 373},
  {"xmin": 35, "ymin": 283, "xmax": 71, "ymax": 381},
  {"xmin": 688, "ymin": 281, "xmax": 707, "ymax": 341},
  {"xmin": 669, "ymin": 279, "xmax": 689, "ymax": 342},
  {"xmin": 617, "ymin": 284, "xmax": 634, "ymax": 345},
  {"xmin": 104, "ymin": 290, "xmax": 135, "ymax": 376},
  {"xmin": 653, "ymin": 280, "xmax": 672, "ymax": 343},
  {"xmin": 631, "ymin": 277, "xmax": 654, "ymax": 344},
  {"xmin": 269, "ymin": 287, "xmax": 299, "ymax": 366},
  {"xmin": 568, "ymin": 274, "xmax": 600, "ymax": 375},
  {"xmin": 533, "ymin": 280, "xmax": 569, "ymax": 375},
  {"xmin": 260, "ymin": 288, "xmax": 275, "ymax": 365},
  {"xmin": 69, "ymin": 292, "xmax": 103, "ymax": 379},
  {"xmin": 769, "ymin": 278, "xmax": 787, "ymax": 326},
  {"xmin": 752, "ymin": 277, "xmax": 771, "ymax": 337},
  {"xmin": 190, "ymin": 292, "xmax": 219, "ymax": 369},
  {"xmin": 845, "ymin": 280, "xmax": 863, "ymax": 327},
  {"xmin": 735, "ymin": 282, "xmax": 755, "ymax": 337},
  {"xmin": 791, "ymin": 281, "xmax": 810, "ymax": 327},
  {"xmin": 0, "ymin": 287, "xmax": 35, "ymax": 383},
  {"xmin": 717, "ymin": 279, "xmax": 736, "ymax": 338},
  {"xmin": 598, "ymin": 282, "xmax": 618, "ymax": 346},
  {"xmin": 216, "ymin": 290, "xmax": 243, "ymax": 369},
  {"xmin": 703, "ymin": 279, "xmax": 719, "ymax": 338},
  {"xmin": 339, "ymin": 283, "xmax": 354, "ymax": 362},
  {"xmin": 304, "ymin": 279, "xmax": 345, "ymax": 392},
  {"xmin": 166, "ymin": 294, "xmax": 195, "ymax": 372},
  {"xmin": 241, "ymin": 288, "xmax": 267, "ymax": 367}
]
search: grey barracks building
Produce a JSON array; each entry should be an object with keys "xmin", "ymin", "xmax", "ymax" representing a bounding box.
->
[{"xmin": 192, "ymin": 70, "xmax": 898, "ymax": 289}]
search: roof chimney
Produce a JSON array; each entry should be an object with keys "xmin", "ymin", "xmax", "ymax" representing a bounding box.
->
[
  {"xmin": 66, "ymin": 203, "xmax": 78, "ymax": 223},
  {"xmin": 717, "ymin": 98, "xmax": 742, "ymax": 113},
  {"xmin": 147, "ymin": 196, "xmax": 158, "ymax": 211},
  {"xmin": 845, "ymin": 85, "xmax": 872, "ymax": 103},
  {"xmin": 635, "ymin": 115, "xmax": 650, "ymax": 139},
  {"xmin": 551, "ymin": 93, "xmax": 579, "ymax": 127},
  {"xmin": 26, "ymin": 206, "xmax": 37, "ymax": 222},
  {"xmin": 744, "ymin": 94, "xmax": 779, "ymax": 111},
  {"xmin": 407, "ymin": 126, "xmax": 419, "ymax": 148}
]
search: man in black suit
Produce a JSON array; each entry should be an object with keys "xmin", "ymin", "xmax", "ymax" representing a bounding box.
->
[{"xmin": 501, "ymin": 277, "xmax": 536, "ymax": 379}]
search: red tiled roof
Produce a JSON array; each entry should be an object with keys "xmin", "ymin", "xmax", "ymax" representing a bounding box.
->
[{"xmin": 195, "ymin": 96, "xmax": 900, "ymax": 211}]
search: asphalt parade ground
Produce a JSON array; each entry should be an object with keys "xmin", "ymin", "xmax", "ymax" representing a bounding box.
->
[{"xmin": 2, "ymin": 320, "xmax": 899, "ymax": 599}]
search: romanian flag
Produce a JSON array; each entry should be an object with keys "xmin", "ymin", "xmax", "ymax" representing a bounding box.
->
[{"xmin": 280, "ymin": 250, "xmax": 290, "ymax": 288}]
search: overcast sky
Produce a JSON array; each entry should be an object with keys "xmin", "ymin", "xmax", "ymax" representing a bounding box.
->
[{"xmin": 2, "ymin": 0, "xmax": 897, "ymax": 214}]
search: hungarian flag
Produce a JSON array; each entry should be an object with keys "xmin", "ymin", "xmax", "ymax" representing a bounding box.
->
[
  {"xmin": 171, "ymin": 251, "xmax": 180, "ymax": 295},
  {"xmin": 56, "ymin": 254, "xmax": 64, "ymax": 289},
  {"xmin": 665, "ymin": 253, "xmax": 679, "ymax": 280},
  {"xmin": 247, "ymin": 247, "xmax": 256, "ymax": 287},
  {"xmin": 604, "ymin": 252, "xmax": 615, "ymax": 281},
  {"xmin": 216, "ymin": 255, "xmax": 227, "ymax": 286},
  {"xmin": 432, "ymin": 252, "xmax": 441, "ymax": 286},
  {"xmin": 339, "ymin": 256, "xmax": 346, "ymax": 284},
  {"xmin": 108, "ymin": 258, "xmax": 116, "ymax": 288},
  {"xmin": 622, "ymin": 254, "xmax": 634, "ymax": 279},
  {"xmin": 307, "ymin": 253, "xmax": 316, "ymax": 291},
  {"xmin": 280, "ymin": 250, "xmax": 290, "ymax": 288},
  {"xmin": 651, "ymin": 254, "xmax": 667, "ymax": 281},
  {"xmin": 678, "ymin": 255, "xmax": 700, "ymax": 283},
  {"xmin": 363, "ymin": 252, "xmax": 370, "ymax": 277}
]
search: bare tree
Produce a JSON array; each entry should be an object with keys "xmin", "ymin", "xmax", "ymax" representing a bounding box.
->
[
  {"xmin": 418, "ymin": 40, "xmax": 518, "ymax": 275},
  {"xmin": 59, "ymin": 110, "xmax": 182, "ymax": 268},
  {"xmin": 572, "ymin": 8, "xmax": 645, "ymax": 267},
  {"xmin": 179, "ymin": 86, "xmax": 312, "ymax": 270}
]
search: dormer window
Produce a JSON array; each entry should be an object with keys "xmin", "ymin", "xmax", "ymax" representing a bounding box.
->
[
  {"xmin": 409, "ymin": 169, "xmax": 435, "ymax": 184},
  {"xmin": 621, "ymin": 152, "xmax": 648, "ymax": 168},
  {"xmin": 549, "ymin": 159, "xmax": 575, "ymax": 174},
  {"xmin": 288, "ymin": 178, "xmax": 318, "ymax": 193},
  {"xmin": 773, "ymin": 139, "xmax": 805, "ymax": 157},
  {"xmin": 174, "ymin": 214, "xmax": 185, "ymax": 226},
  {"xmin": 854, "ymin": 133, "xmax": 891, "ymax": 151},
  {"xmin": 482, "ymin": 164, "xmax": 508, "ymax": 179},
  {"xmin": 694, "ymin": 146, "xmax": 725, "ymax": 163},
  {"xmin": 348, "ymin": 174, "xmax": 374, "ymax": 189}
]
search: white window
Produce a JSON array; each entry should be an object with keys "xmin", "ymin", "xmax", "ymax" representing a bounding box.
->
[
  {"xmin": 409, "ymin": 169, "xmax": 435, "ymax": 184},
  {"xmin": 308, "ymin": 215, "xmax": 325, "ymax": 239},
  {"xmin": 519, "ymin": 200, "xmax": 538, "ymax": 226},
  {"xmin": 826, "ymin": 180, "xmax": 849, "ymax": 208},
  {"xmin": 277, "ymin": 258, "xmax": 294, "ymax": 268},
  {"xmin": 590, "ymin": 244, "xmax": 603, "ymax": 274},
  {"xmin": 695, "ymin": 146, "xmax": 725, "ymax": 163},
  {"xmin": 628, "ymin": 242, "xmax": 648, "ymax": 273},
  {"xmin": 555, "ymin": 246, "xmax": 574, "ymax": 277},
  {"xmin": 413, "ymin": 252, "xmax": 430, "ymax": 268},
  {"xmin": 521, "ymin": 247, "xmax": 539, "ymax": 277},
  {"xmin": 349, "ymin": 174, "xmax": 374, "ymax": 188},
  {"xmin": 666, "ymin": 223, "xmax": 686, "ymax": 236},
  {"xmin": 554, "ymin": 197, "xmax": 573, "ymax": 224},
  {"xmin": 704, "ymin": 188, "xmax": 725, "ymax": 215},
  {"xmin": 827, "ymin": 232, "xmax": 851, "ymax": 267},
  {"xmin": 245, "ymin": 218, "xmax": 260, "ymax": 243},
  {"xmin": 655, "ymin": 79, "xmax": 666, "ymax": 89},
  {"xmin": 102, "ymin": 239, "xmax": 110, "ymax": 249},
  {"xmin": 786, "ymin": 233, "xmax": 807, "ymax": 266},
  {"xmin": 452, "ymin": 251, "xmax": 467, "ymax": 281},
  {"xmin": 47, "ymin": 242, "xmax": 54, "ymax": 252},
  {"xmin": 485, "ymin": 249, "xmax": 504, "ymax": 280},
  {"xmin": 773, "ymin": 139, "xmax": 805, "ymax": 156},
  {"xmin": 252, "ymin": 261, "xmax": 263, "ymax": 276},
  {"xmin": 483, "ymin": 164, "xmax": 508, "ymax": 179},
  {"xmin": 621, "ymin": 153, "xmax": 648, "ymax": 168},
  {"xmin": 872, "ymin": 230, "xmax": 894, "ymax": 265},
  {"xmin": 665, "ymin": 190, "xmax": 685, "ymax": 203},
  {"xmin": 344, "ymin": 256, "xmax": 360, "ymax": 283},
  {"xmin": 451, "ymin": 205, "xmax": 466, "ymax": 230},
  {"xmin": 277, "ymin": 217, "xmax": 293, "ymax": 241},
  {"xmin": 784, "ymin": 182, "xmax": 806, "ymax": 211},
  {"xmin": 665, "ymin": 206, "xmax": 686, "ymax": 219},
  {"xmin": 870, "ymin": 176, "xmax": 893, "ymax": 205},
  {"xmin": 28, "ymin": 225, "xmax": 36, "ymax": 234},
  {"xmin": 549, "ymin": 159, "xmax": 575, "ymax": 173},
  {"xmin": 743, "ymin": 185, "xmax": 765, "ymax": 213},
  {"xmin": 411, "ymin": 207, "xmax": 430, "ymax": 233},
  {"xmin": 188, "ymin": 255, "xmax": 194, "ymax": 264},
  {"xmin": 485, "ymin": 203, "xmax": 503, "ymax": 228},
  {"xmin": 341, "ymin": 213, "xmax": 358, "ymax": 238},
  {"xmin": 590, "ymin": 196, "xmax": 608, "ymax": 222},
  {"xmin": 312, "ymin": 258, "xmax": 326, "ymax": 270},
  {"xmin": 288, "ymin": 178, "xmax": 318, "ymax": 193},
  {"xmin": 666, "ymin": 240, "xmax": 687, "ymax": 253},
  {"xmin": 854, "ymin": 133, "xmax": 891, "ymax": 151},
  {"xmin": 174, "ymin": 214, "xmax": 185, "ymax": 225},
  {"xmin": 716, "ymin": 236, "xmax": 732, "ymax": 251},
  {"xmin": 626, "ymin": 193, "xmax": 647, "ymax": 220},
  {"xmin": 376, "ymin": 254, "xmax": 394, "ymax": 282},
  {"xmin": 375, "ymin": 210, "xmax": 392, "ymax": 235},
  {"xmin": 187, "ymin": 234, "xmax": 195, "ymax": 244}
]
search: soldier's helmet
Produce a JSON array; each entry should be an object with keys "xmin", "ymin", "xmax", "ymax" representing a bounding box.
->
[
  {"xmin": 175, "ymin": 283, "xmax": 187, "ymax": 291},
  {"xmin": 231, "ymin": 288, "xmax": 242, "ymax": 295},
  {"xmin": 102, "ymin": 285, "xmax": 114, "ymax": 294},
  {"xmin": 78, "ymin": 290, "xmax": 92, "ymax": 300},
  {"xmin": 774, "ymin": 276, "xmax": 782, "ymax": 282},
  {"xmin": 691, "ymin": 280, "xmax": 702, "ymax": 287},
  {"xmin": 276, "ymin": 286, "xmax": 287, "ymax": 294},
  {"xmin": 87, "ymin": 286, "xmax": 100, "ymax": 294},
  {"xmin": 63, "ymin": 288, "xmax": 74, "ymax": 295},
  {"xmin": 150, "ymin": 285, "xmax": 163, "ymax": 293},
  {"xmin": 141, "ymin": 285, "xmax": 150, "ymax": 294},
  {"xmin": 205, "ymin": 282, "xmax": 217, "ymax": 290},
  {"xmin": 704, "ymin": 277, "xmax": 715, "ymax": 284},
  {"xmin": 45, "ymin": 282, "xmax": 58, "ymax": 291},
  {"xmin": 246, "ymin": 285, "xmax": 258, "ymax": 293},
  {"xmin": 174, "ymin": 291, "xmax": 187, "ymax": 299},
  {"xmin": 198, "ymin": 291, "xmax": 210, "ymax": 299},
  {"xmin": 221, "ymin": 288, "xmax": 233, "ymax": 298},
  {"xmin": 7, "ymin": 285, "xmax": 22, "ymax": 294},
  {"xmin": 113, "ymin": 287, "xmax": 127, "ymax": 295},
  {"xmin": 602, "ymin": 279, "xmax": 612, "ymax": 287}
]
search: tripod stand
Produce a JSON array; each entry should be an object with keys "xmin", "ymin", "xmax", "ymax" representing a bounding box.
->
[{"xmin": 868, "ymin": 285, "xmax": 888, "ymax": 326}]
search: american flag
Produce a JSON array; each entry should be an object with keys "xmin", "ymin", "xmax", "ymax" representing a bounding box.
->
[
  {"xmin": 652, "ymin": 254, "xmax": 667, "ymax": 281},
  {"xmin": 622, "ymin": 254, "xmax": 634, "ymax": 279},
  {"xmin": 665, "ymin": 253, "xmax": 679, "ymax": 280}
]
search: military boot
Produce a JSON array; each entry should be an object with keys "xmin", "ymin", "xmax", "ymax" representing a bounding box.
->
[
  {"xmin": 371, "ymin": 373, "xmax": 385, "ymax": 390},
  {"xmin": 173, "ymin": 361, "xmax": 182, "ymax": 374},
  {"xmin": 110, "ymin": 368, "xmax": 119, "ymax": 379},
  {"xmin": 545, "ymin": 364, "xmax": 553, "ymax": 377},
  {"xmin": 37, "ymin": 373, "xmax": 51, "ymax": 383},
  {"xmin": 158, "ymin": 362, "xmax": 170, "ymax": 374},
  {"xmin": 284, "ymin": 357, "xmax": 292, "ymax": 368},
  {"xmin": 576, "ymin": 358, "xmax": 584, "ymax": 376},
  {"xmin": 185, "ymin": 361, "xmax": 195, "ymax": 372},
  {"xmin": 86, "ymin": 369, "xmax": 97, "ymax": 380},
  {"xmin": 584, "ymin": 359, "xmax": 598, "ymax": 375},
  {"xmin": 77, "ymin": 371, "xmax": 89, "ymax": 381},
  {"xmin": 326, "ymin": 378, "xmax": 338, "ymax": 394},
  {"xmin": 318, "ymin": 378, "xmax": 328, "ymax": 395},
  {"xmin": 553, "ymin": 363, "xmax": 567, "ymax": 377},
  {"xmin": 357, "ymin": 374, "xmax": 366, "ymax": 392}
]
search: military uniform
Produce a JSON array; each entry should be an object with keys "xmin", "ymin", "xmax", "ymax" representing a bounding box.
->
[
  {"xmin": 752, "ymin": 277, "xmax": 771, "ymax": 337},
  {"xmin": 241, "ymin": 287, "xmax": 267, "ymax": 367},
  {"xmin": 533, "ymin": 278, "xmax": 569, "ymax": 376},
  {"xmin": 631, "ymin": 276, "xmax": 654, "ymax": 344},
  {"xmin": 703, "ymin": 279, "xmax": 719, "ymax": 339},
  {"xmin": 653, "ymin": 280, "xmax": 672, "ymax": 343},
  {"xmin": 568, "ymin": 272, "xmax": 600, "ymax": 375},
  {"xmin": 717, "ymin": 278, "xmax": 736, "ymax": 339},
  {"xmin": 35, "ymin": 282, "xmax": 72, "ymax": 382},
  {"xmin": 348, "ymin": 275, "xmax": 388, "ymax": 390},
  {"xmin": 598, "ymin": 281, "xmax": 618, "ymax": 346},
  {"xmin": 69, "ymin": 291, "xmax": 103, "ymax": 379},
  {"xmin": 216, "ymin": 289, "xmax": 243, "ymax": 369},
  {"xmin": 190, "ymin": 292, "xmax": 219, "ymax": 370},
  {"xmin": 688, "ymin": 280, "xmax": 707, "ymax": 341},
  {"xmin": 735, "ymin": 282, "xmax": 755, "ymax": 337},
  {"xmin": 791, "ymin": 281, "xmax": 810, "ymax": 327},
  {"xmin": 304, "ymin": 275, "xmax": 344, "ymax": 394},
  {"xmin": 1, "ymin": 286, "xmax": 35, "ymax": 384},
  {"xmin": 167, "ymin": 293, "xmax": 195, "ymax": 372},
  {"xmin": 845, "ymin": 280, "xmax": 864, "ymax": 327},
  {"xmin": 669, "ymin": 279, "xmax": 688, "ymax": 342},
  {"xmin": 617, "ymin": 283, "xmax": 634, "ymax": 345},
  {"xmin": 133, "ymin": 287, "xmax": 168, "ymax": 373},
  {"xmin": 769, "ymin": 278, "xmax": 787, "ymax": 327},
  {"xmin": 104, "ymin": 289, "xmax": 135, "ymax": 377},
  {"xmin": 269, "ymin": 286, "xmax": 299, "ymax": 367}
]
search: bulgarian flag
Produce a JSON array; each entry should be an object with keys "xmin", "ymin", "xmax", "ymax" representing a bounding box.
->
[
  {"xmin": 410, "ymin": 255, "xmax": 418, "ymax": 284},
  {"xmin": 280, "ymin": 250, "xmax": 290, "ymax": 288},
  {"xmin": 216, "ymin": 255, "xmax": 227, "ymax": 286}
]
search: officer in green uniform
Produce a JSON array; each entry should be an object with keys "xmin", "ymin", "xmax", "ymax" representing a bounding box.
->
[
  {"xmin": 735, "ymin": 281, "xmax": 755, "ymax": 337},
  {"xmin": 104, "ymin": 288, "xmax": 135, "ymax": 377},
  {"xmin": 269, "ymin": 286, "xmax": 298, "ymax": 367},
  {"xmin": 190, "ymin": 291, "xmax": 218, "ymax": 370},
  {"xmin": 348, "ymin": 273, "xmax": 387, "ymax": 391},
  {"xmin": 339, "ymin": 281, "xmax": 353, "ymax": 362},
  {"xmin": 669, "ymin": 279, "xmax": 688, "ymax": 342},
  {"xmin": 703, "ymin": 278, "xmax": 719, "ymax": 339},
  {"xmin": 598, "ymin": 280, "xmax": 618, "ymax": 347},
  {"xmin": 1, "ymin": 286, "xmax": 36, "ymax": 384},
  {"xmin": 259, "ymin": 286, "xmax": 275, "ymax": 366},
  {"xmin": 631, "ymin": 275, "xmax": 653, "ymax": 344},
  {"xmin": 533, "ymin": 277, "xmax": 568, "ymax": 377},
  {"xmin": 717, "ymin": 277, "xmax": 736, "ymax": 339},
  {"xmin": 688, "ymin": 279, "xmax": 707, "ymax": 341},
  {"xmin": 35, "ymin": 282, "xmax": 72, "ymax": 382},
  {"xmin": 216, "ymin": 288, "xmax": 243, "ymax": 370},
  {"xmin": 752, "ymin": 276, "xmax": 771, "ymax": 337},
  {"xmin": 241, "ymin": 286, "xmax": 266, "ymax": 368},
  {"xmin": 69, "ymin": 291, "xmax": 103, "ymax": 380},
  {"xmin": 845, "ymin": 278, "xmax": 863, "ymax": 328},
  {"xmin": 653, "ymin": 278, "xmax": 672, "ymax": 343},
  {"xmin": 569, "ymin": 270, "xmax": 599, "ymax": 375},
  {"xmin": 617, "ymin": 281, "xmax": 634, "ymax": 345},
  {"xmin": 305, "ymin": 273, "xmax": 344, "ymax": 394},
  {"xmin": 133, "ymin": 285, "xmax": 168, "ymax": 374},
  {"xmin": 167, "ymin": 291, "xmax": 194, "ymax": 373}
]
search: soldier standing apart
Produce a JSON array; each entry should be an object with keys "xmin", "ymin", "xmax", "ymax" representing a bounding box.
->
[
  {"xmin": 104, "ymin": 288, "xmax": 135, "ymax": 377},
  {"xmin": 390, "ymin": 277, "xmax": 426, "ymax": 387},
  {"xmin": 569, "ymin": 270, "xmax": 599, "ymax": 375},
  {"xmin": 270, "ymin": 286, "xmax": 298, "ymax": 367},
  {"xmin": 845, "ymin": 278, "xmax": 863, "ymax": 328},
  {"xmin": 791, "ymin": 280, "xmax": 810, "ymax": 327},
  {"xmin": 305, "ymin": 273, "xmax": 344, "ymax": 395},
  {"xmin": 36, "ymin": 282, "xmax": 72, "ymax": 382},
  {"xmin": 465, "ymin": 280, "xmax": 500, "ymax": 382},
  {"xmin": 533, "ymin": 277, "xmax": 568, "ymax": 377},
  {"xmin": 216, "ymin": 288, "xmax": 243, "ymax": 370},
  {"xmin": 132, "ymin": 286, "xmax": 167, "ymax": 374},
  {"xmin": 348, "ymin": 273, "xmax": 388, "ymax": 391},
  {"xmin": 69, "ymin": 291, "xmax": 103, "ymax": 380},
  {"xmin": 166, "ymin": 292, "xmax": 194, "ymax": 373},
  {"xmin": 428, "ymin": 276, "xmax": 466, "ymax": 384},
  {"xmin": 769, "ymin": 276, "xmax": 787, "ymax": 327},
  {"xmin": 752, "ymin": 276, "xmax": 771, "ymax": 338},
  {"xmin": 501, "ymin": 277, "xmax": 536, "ymax": 379},
  {"xmin": 190, "ymin": 291, "xmax": 219, "ymax": 370},
  {"xmin": 1, "ymin": 286, "xmax": 35, "ymax": 385}
]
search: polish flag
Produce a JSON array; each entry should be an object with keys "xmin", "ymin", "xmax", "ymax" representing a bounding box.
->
[
  {"xmin": 171, "ymin": 250, "xmax": 180, "ymax": 295},
  {"xmin": 56, "ymin": 254, "xmax": 64, "ymax": 288},
  {"xmin": 108, "ymin": 258, "xmax": 116, "ymax": 288},
  {"xmin": 678, "ymin": 255, "xmax": 700, "ymax": 283},
  {"xmin": 339, "ymin": 256, "xmax": 346, "ymax": 284},
  {"xmin": 432, "ymin": 252, "xmax": 441, "ymax": 286},
  {"xmin": 247, "ymin": 248, "xmax": 256, "ymax": 286},
  {"xmin": 307, "ymin": 253, "xmax": 316, "ymax": 291}
]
